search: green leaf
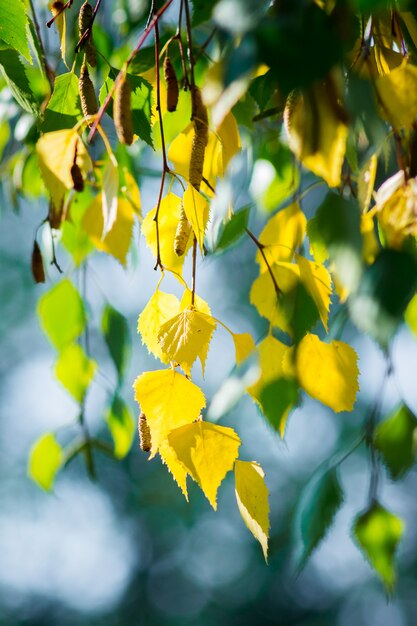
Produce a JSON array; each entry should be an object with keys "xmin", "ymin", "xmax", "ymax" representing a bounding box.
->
[
  {"xmin": 259, "ymin": 377, "xmax": 299, "ymax": 438},
  {"xmin": 101, "ymin": 305, "xmax": 130, "ymax": 381},
  {"xmin": 214, "ymin": 0, "xmax": 270, "ymax": 35},
  {"xmin": 55, "ymin": 343, "xmax": 96, "ymax": 403},
  {"xmin": 375, "ymin": 404, "xmax": 417, "ymax": 480},
  {"xmin": 106, "ymin": 395, "xmax": 135, "ymax": 459},
  {"xmin": 43, "ymin": 72, "xmax": 82, "ymax": 132},
  {"xmin": 294, "ymin": 466, "xmax": 343, "ymax": 569},
  {"xmin": 309, "ymin": 192, "xmax": 363, "ymax": 292},
  {"xmin": 215, "ymin": 207, "xmax": 249, "ymax": 252},
  {"xmin": 283, "ymin": 281, "xmax": 321, "ymax": 344},
  {"xmin": 100, "ymin": 69, "xmax": 153, "ymax": 148},
  {"xmin": 353, "ymin": 502, "xmax": 404, "ymax": 593},
  {"xmin": 0, "ymin": 0, "xmax": 31, "ymax": 62},
  {"xmin": 38, "ymin": 280, "xmax": 86, "ymax": 351},
  {"xmin": 349, "ymin": 249, "xmax": 417, "ymax": 348},
  {"xmin": 192, "ymin": 0, "xmax": 217, "ymax": 25},
  {"xmin": 0, "ymin": 49, "xmax": 37, "ymax": 113},
  {"xmin": 28, "ymin": 433, "xmax": 63, "ymax": 491}
]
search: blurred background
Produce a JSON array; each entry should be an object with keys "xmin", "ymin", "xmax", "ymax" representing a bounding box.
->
[{"xmin": 2, "ymin": 1, "xmax": 417, "ymax": 625}]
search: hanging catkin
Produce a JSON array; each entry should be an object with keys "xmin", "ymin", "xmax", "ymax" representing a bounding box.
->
[
  {"xmin": 189, "ymin": 86, "xmax": 208, "ymax": 191},
  {"xmin": 79, "ymin": 62, "xmax": 98, "ymax": 123},
  {"xmin": 164, "ymin": 55, "xmax": 179, "ymax": 112},
  {"xmin": 78, "ymin": 1, "xmax": 97, "ymax": 67},
  {"xmin": 31, "ymin": 241, "xmax": 45, "ymax": 284},
  {"xmin": 138, "ymin": 412, "xmax": 152, "ymax": 453},
  {"xmin": 174, "ymin": 201, "xmax": 192, "ymax": 256},
  {"xmin": 114, "ymin": 76, "xmax": 134, "ymax": 145}
]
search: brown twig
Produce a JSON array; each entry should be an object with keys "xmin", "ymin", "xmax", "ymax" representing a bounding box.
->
[
  {"xmin": 245, "ymin": 227, "xmax": 281, "ymax": 295},
  {"xmin": 46, "ymin": 0, "xmax": 73, "ymax": 28},
  {"xmin": 195, "ymin": 27, "xmax": 217, "ymax": 63},
  {"xmin": 88, "ymin": 0, "xmax": 175, "ymax": 142}
]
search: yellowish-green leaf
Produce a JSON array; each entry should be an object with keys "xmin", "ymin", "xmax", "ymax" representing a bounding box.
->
[
  {"xmin": 83, "ymin": 195, "xmax": 134, "ymax": 266},
  {"xmin": 157, "ymin": 308, "xmax": 217, "ymax": 376},
  {"xmin": 288, "ymin": 333, "xmax": 359, "ymax": 412},
  {"xmin": 233, "ymin": 332, "xmax": 256, "ymax": 365},
  {"xmin": 137, "ymin": 290, "xmax": 181, "ymax": 363},
  {"xmin": 142, "ymin": 192, "xmax": 189, "ymax": 275},
  {"xmin": 376, "ymin": 63, "xmax": 417, "ymax": 131},
  {"xmin": 405, "ymin": 293, "xmax": 417, "ymax": 336},
  {"xmin": 354, "ymin": 502, "xmax": 404, "ymax": 593},
  {"xmin": 133, "ymin": 368, "xmax": 206, "ymax": 458},
  {"xmin": 38, "ymin": 279, "xmax": 86, "ymax": 351},
  {"xmin": 37, "ymin": 129, "xmax": 91, "ymax": 209},
  {"xmin": 49, "ymin": 1, "xmax": 67, "ymax": 67},
  {"xmin": 159, "ymin": 440, "xmax": 189, "ymax": 500},
  {"xmin": 106, "ymin": 395, "xmax": 135, "ymax": 459},
  {"xmin": 217, "ymin": 111, "xmax": 241, "ymax": 172},
  {"xmin": 55, "ymin": 343, "xmax": 97, "ymax": 403},
  {"xmin": 121, "ymin": 168, "xmax": 141, "ymax": 217},
  {"xmin": 234, "ymin": 460, "xmax": 270, "ymax": 561},
  {"xmin": 28, "ymin": 433, "xmax": 63, "ymax": 491},
  {"xmin": 247, "ymin": 335, "xmax": 289, "ymax": 401},
  {"xmin": 183, "ymin": 185, "xmax": 210, "ymax": 252},
  {"xmin": 250, "ymin": 262, "xmax": 300, "ymax": 334},
  {"xmin": 284, "ymin": 78, "xmax": 348, "ymax": 187},
  {"xmin": 358, "ymin": 154, "xmax": 378, "ymax": 213},
  {"xmin": 102, "ymin": 154, "xmax": 119, "ymax": 237},
  {"xmin": 295, "ymin": 254, "xmax": 332, "ymax": 331},
  {"xmin": 168, "ymin": 421, "xmax": 241, "ymax": 509},
  {"xmin": 256, "ymin": 203, "xmax": 306, "ymax": 268}
]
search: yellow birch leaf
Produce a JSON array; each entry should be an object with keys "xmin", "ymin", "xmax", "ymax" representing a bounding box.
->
[
  {"xmin": 82, "ymin": 195, "xmax": 134, "ymax": 266},
  {"xmin": 159, "ymin": 440, "xmax": 189, "ymax": 500},
  {"xmin": 376, "ymin": 63, "xmax": 417, "ymax": 131},
  {"xmin": 157, "ymin": 308, "xmax": 217, "ymax": 376},
  {"xmin": 257, "ymin": 203, "xmax": 306, "ymax": 268},
  {"xmin": 29, "ymin": 432, "xmax": 63, "ymax": 492},
  {"xmin": 295, "ymin": 254, "xmax": 332, "ymax": 331},
  {"xmin": 292, "ymin": 333, "xmax": 359, "ymax": 412},
  {"xmin": 137, "ymin": 290, "xmax": 181, "ymax": 363},
  {"xmin": 233, "ymin": 332, "xmax": 256, "ymax": 365},
  {"xmin": 183, "ymin": 185, "xmax": 210, "ymax": 252},
  {"xmin": 133, "ymin": 369, "xmax": 206, "ymax": 458},
  {"xmin": 358, "ymin": 154, "xmax": 378, "ymax": 212},
  {"xmin": 361, "ymin": 209, "xmax": 379, "ymax": 265},
  {"xmin": 284, "ymin": 78, "xmax": 348, "ymax": 187},
  {"xmin": 37, "ymin": 130, "xmax": 91, "ymax": 209},
  {"xmin": 49, "ymin": 1, "xmax": 67, "ymax": 67},
  {"xmin": 180, "ymin": 291, "xmax": 212, "ymax": 373},
  {"xmin": 168, "ymin": 124, "xmax": 220, "ymax": 196},
  {"xmin": 247, "ymin": 335, "xmax": 289, "ymax": 402},
  {"xmin": 142, "ymin": 192, "xmax": 189, "ymax": 274},
  {"xmin": 217, "ymin": 111, "xmax": 241, "ymax": 173},
  {"xmin": 122, "ymin": 168, "xmax": 141, "ymax": 217},
  {"xmin": 167, "ymin": 421, "xmax": 241, "ymax": 510},
  {"xmin": 102, "ymin": 154, "xmax": 119, "ymax": 237},
  {"xmin": 250, "ymin": 262, "xmax": 300, "ymax": 333},
  {"xmin": 234, "ymin": 460, "xmax": 270, "ymax": 561}
]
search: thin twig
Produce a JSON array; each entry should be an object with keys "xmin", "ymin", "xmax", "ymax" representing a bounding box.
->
[
  {"xmin": 252, "ymin": 107, "xmax": 282, "ymax": 123},
  {"xmin": 46, "ymin": 0, "xmax": 73, "ymax": 28},
  {"xmin": 195, "ymin": 27, "xmax": 217, "ymax": 63},
  {"xmin": 245, "ymin": 227, "xmax": 281, "ymax": 294},
  {"xmin": 88, "ymin": 0, "xmax": 175, "ymax": 142}
]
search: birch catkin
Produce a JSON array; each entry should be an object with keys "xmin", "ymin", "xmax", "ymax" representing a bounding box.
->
[
  {"xmin": 189, "ymin": 87, "xmax": 208, "ymax": 191},
  {"xmin": 164, "ymin": 56, "xmax": 179, "ymax": 113},
  {"xmin": 78, "ymin": 1, "xmax": 97, "ymax": 67},
  {"xmin": 114, "ymin": 76, "xmax": 134, "ymax": 145},
  {"xmin": 79, "ymin": 62, "xmax": 98, "ymax": 123},
  {"xmin": 138, "ymin": 412, "xmax": 152, "ymax": 453},
  {"xmin": 174, "ymin": 201, "xmax": 192, "ymax": 256}
]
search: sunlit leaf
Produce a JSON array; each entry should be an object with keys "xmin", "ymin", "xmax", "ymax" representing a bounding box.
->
[
  {"xmin": 137, "ymin": 290, "xmax": 181, "ymax": 363},
  {"xmin": 157, "ymin": 308, "xmax": 217, "ymax": 376},
  {"xmin": 247, "ymin": 335, "xmax": 289, "ymax": 402},
  {"xmin": 233, "ymin": 332, "xmax": 256, "ymax": 365},
  {"xmin": 168, "ymin": 421, "xmax": 241, "ymax": 509},
  {"xmin": 106, "ymin": 395, "xmax": 135, "ymax": 459},
  {"xmin": 376, "ymin": 63, "xmax": 417, "ymax": 131},
  {"xmin": 55, "ymin": 343, "xmax": 97, "ymax": 403},
  {"xmin": 183, "ymin": 185, "xmax": 210, "ymax": 252},
  {"xmin": 83, "ymin": 195, "xmax": 134, "ymax": 266},
  {"xmin": 375, "ymin": 404, "xmax": 417, "ymax": 480},
  {"xmin": 0, "ymin": 0, "xmax": 32, "ymax": 62},
  {"xmin": 257, "ymin": 203, "xmax": 306, "ymax": 268},
  {"xmin": 102, "ymin": 154, "xmax": 119, "ymax": 238},
  {"xmin": 354, "ymin": 502, "xmax": 404, "ymax": 592},
  {"xmin": 234, "ymin": 460, "xmax": 270, "ymax": 561},
  {"xmin": 28, "ymin": 433, "xmax": 63, "ymax": 491},
  {"xmin": 38, "ymin": 279, "xmax": 86, "ymax": 351},
  {"xmin": 250, "ymin": 262, "xmax": 300, "ymax": 333},
  {"xmin": 159, "ymin": 440, "xmax": 189, "ymax": 500},
  {"xmin": 133, "ymin": 369, "xmax": 206, "ymax": 458},
  {"xmin": 295, "ymin": 254, "xmax": 332, "ymax": 331},
  {"xmin": 288, "ymin": 333, "xmax": 359, "ymax": 412}
]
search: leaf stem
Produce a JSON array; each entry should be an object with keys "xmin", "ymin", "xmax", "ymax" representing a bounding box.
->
[{"xmin": 245, "ymin": 227, "xmax": 281, "ymax": 295}]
